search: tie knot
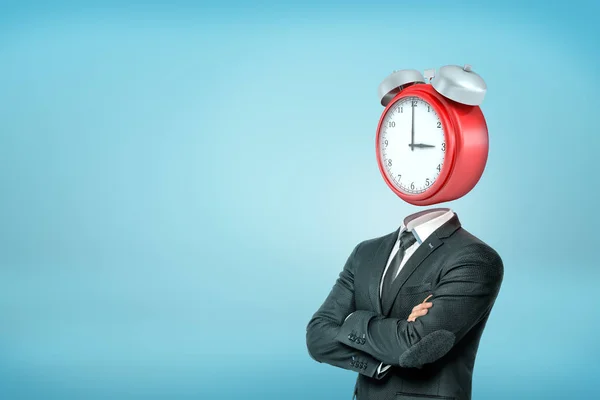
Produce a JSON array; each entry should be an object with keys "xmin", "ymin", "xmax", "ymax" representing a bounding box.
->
[{"xmin": 399, "ymin": 230, "xmax": 417, "ymax": 250}]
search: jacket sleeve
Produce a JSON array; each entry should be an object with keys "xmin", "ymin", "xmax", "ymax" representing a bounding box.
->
[
  {"xmin": 334, "ymin": 243, "xmax": 504, "ymax": 367},
  {"xmin": 306, "ymin": 242, "xmax": 387, "ymax": 379}
]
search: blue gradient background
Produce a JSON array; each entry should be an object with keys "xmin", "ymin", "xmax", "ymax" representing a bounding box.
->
[{"xmin": 1, "ymin": 1, "xmax": 599, "ymax": 399}]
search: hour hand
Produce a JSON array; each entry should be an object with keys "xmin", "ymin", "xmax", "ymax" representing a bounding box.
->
[{"xmin": 409, "ymin": 143, "xmax": 436, "ymax": 149}]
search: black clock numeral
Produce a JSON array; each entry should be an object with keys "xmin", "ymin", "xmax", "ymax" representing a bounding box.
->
[
  {"xmin": 388, "ymin": 121, "xmax": 395, "ymax": 128},
  {"xmin": 387, "ymin": 159, "xmax": 392, "ymax": 167},
  {"xmin": 427, "ymin": 106, "xmax": 430, "ymax": 112},
  {"xmin": 411, "ymin": 182, "xmax": 415, "ymax": 190},
  {"xmin": 441, "ymin": 143, "xmax": 446, "ymax": 152},
  {"xmin": 400, "ymin": 106, "xmax": 403, "ymax": 113},
  {"xmin": 412, "ymin": 100, "xmax": 418, "ymax": 107},
  {"xmin": 437, "ymin": 121, "xmax": 442, "ymax": 128},
  {"xmin": 437, "ymin": 164, "xmax": 441, "ymax": 172},
  {"xmin": 425, "ymin": 178, "xmax": 430, "ymax": 187},
  {"xmin": 384, "ymin": 139, "xmax": 388, "ymax": 147},
  {"xmin": 397, "ymin": 174, "xmax": 401, "ymax": 180}
]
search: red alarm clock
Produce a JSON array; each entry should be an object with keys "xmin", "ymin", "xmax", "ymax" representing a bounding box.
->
[{"xmin": 375, "ymin": 65, "xmax": 489, "ymax": 206}]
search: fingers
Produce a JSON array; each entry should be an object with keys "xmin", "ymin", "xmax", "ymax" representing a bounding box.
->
[
  {"xmin": 407, "ymin": 295, "xmax": 433, "ymax": 322},
  {"xmin": 407, "ymin": 305, "xmax": 431, "ymax": 322},
  {"xmin": 407, "ymin": 307, "xmax": 431, "ymax": 322},
  {"xmin": 412, "ymin": 302, "xmax": 433, "ymax": 313}
]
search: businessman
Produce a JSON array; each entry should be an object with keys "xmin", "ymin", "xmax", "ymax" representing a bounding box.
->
[{"xmin": 306, "ymin": 208, "xmax": 503, "ymax": 400}]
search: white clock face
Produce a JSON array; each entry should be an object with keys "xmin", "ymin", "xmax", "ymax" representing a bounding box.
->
[{"xmin": 378, "ymin": 96, "xmax": 446, "ymax": 194}]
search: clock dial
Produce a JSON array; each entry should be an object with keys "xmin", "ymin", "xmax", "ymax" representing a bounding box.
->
[{"xmin": 379, "ymin": 96, "xmax": 446, "ymax": 194}]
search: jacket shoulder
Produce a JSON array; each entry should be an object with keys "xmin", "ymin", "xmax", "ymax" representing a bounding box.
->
[
  {"xmin": 356, "ymin": 229, "xmax": 396, "ymax": 252},
  {"xmin": 445, "ymin": 228, "xmax": 503, "ymax": 271}
]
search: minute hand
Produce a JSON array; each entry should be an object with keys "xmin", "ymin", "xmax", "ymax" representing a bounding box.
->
[
  {"xmin": 410, "ymin": 102, "xmax": 415, "ymax": 151},
  {"xmin": 408, "ymin": 143, "xmax": 436, "ymax": 149}
]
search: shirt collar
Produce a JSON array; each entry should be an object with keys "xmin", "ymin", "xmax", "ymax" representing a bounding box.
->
[{"xmin": 400, "ymin": 208, "xmax": 455, "ymax": 244}]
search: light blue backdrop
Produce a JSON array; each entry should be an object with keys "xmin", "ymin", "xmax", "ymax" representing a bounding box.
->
[{"xmin": 1, "ymin": 1, "xmax": 599, "ymax": 399}]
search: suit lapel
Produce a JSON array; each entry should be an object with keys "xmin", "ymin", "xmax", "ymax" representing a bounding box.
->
[
  {"xmin": 381, "ymin": 213, "xmax": 462, "ymax": 316},
  {"xmin": 381, "ymin": 235, "xmax": 443, "ymax": 315},
  {"xmin": 367, "ymin": 228, "xmax": 399, "ymax": 315}
]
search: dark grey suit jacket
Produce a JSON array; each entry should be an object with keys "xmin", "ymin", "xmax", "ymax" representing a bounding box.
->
[{"xmin": 306, "ymin": 214, "xmax": 503, "ymax": 400}]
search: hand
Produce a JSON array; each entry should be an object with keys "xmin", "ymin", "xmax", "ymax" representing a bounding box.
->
[
  {"xmin": 408, "ymin": 143, "xmax": 435, "ymax": 149},
  {"xmin": 407, "ymin": 294, "xmax": 433, "ymax": 322},
  {"xmin": 410, "ymin": 102, "xmax": 415, "ymax": 151}
]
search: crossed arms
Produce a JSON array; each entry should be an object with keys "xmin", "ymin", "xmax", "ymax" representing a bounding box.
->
[{"xmin": 305, "ymin": 240, "xmax": 503, "ymax": 377}]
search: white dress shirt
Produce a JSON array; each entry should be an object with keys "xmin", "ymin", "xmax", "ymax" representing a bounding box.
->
[{"xmin": 376, "ymin": 208, "xmax": 455, "ymax": 375}]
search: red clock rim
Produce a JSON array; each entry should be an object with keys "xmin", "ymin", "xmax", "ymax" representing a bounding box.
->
[{"xmin": 375, "ymin": 85, "xmax": 457, "ymax": 202}]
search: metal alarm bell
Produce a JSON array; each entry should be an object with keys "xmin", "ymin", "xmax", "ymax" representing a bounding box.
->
[
  {"xmin": 430, "ymin": 64, "xmax": 487, "ymax": 106},
  {"xmin": 377, "ymin": 69, "xmax": 425, "ymax": 107}
]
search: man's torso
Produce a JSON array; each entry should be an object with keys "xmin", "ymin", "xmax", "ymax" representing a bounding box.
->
[{"xmin": 351, "ymin": 221, "xmax": 496, "ymax": 400}]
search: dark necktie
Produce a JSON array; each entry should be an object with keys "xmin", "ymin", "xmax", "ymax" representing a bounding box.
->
[{"xmin": 381, "ymin": 230, "xmax": 417, "ymax": 302}]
